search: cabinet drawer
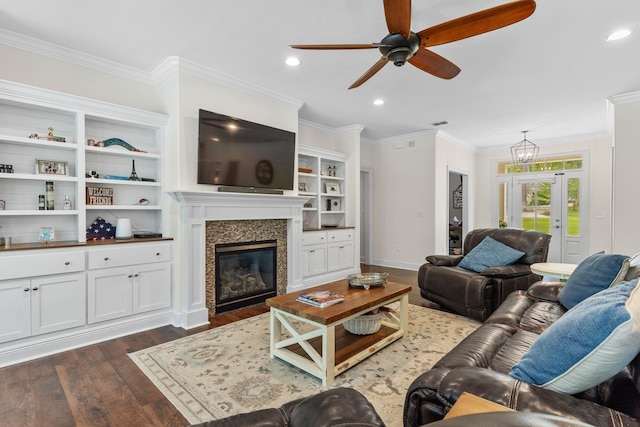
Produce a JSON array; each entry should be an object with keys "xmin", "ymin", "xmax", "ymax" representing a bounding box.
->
[
  {"xmin": 327, "ymin": 229, "xmax": 354, "ymax": 242},
  {"xmin": 302, "ymin": 231, "xmax": 327, "ymax": 246},
  {"xmin": 0, "ymin": 250, "xmax": 85, "ymax": 280},
  {"xmin": 88, "ymin": 242, "xmax": 171, "ymax": 269}
]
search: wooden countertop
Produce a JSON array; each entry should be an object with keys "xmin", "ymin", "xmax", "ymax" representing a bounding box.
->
[{"xmin": 0, "ymin": 237, "xmax": 173, "ymax": 252}]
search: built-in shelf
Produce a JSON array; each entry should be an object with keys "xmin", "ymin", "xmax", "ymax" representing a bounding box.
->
[{"xmin": 0, "ymin": 79, "xmax": 168, "ymax": 244}]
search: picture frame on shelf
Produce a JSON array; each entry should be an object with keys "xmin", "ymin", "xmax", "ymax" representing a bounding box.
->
[
  {"xmin": 35, "ymin": 159, "xmax": 69, "ymax": 176},
  {"xmin": 325, "ymin": 183, "xmax": 340, "ymax": 194},
  {"xmin": 327, "ymin": 198, "xmax": 342, "ymax": 211},
  {"xmin": 298, "ymin": 182, "xmax": 308, "ymax": 192}
]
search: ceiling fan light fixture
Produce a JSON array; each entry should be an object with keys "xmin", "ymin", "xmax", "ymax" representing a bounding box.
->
[{"xmin": 387, "ymin": 47, "xmax": 413, "ymax": 66}]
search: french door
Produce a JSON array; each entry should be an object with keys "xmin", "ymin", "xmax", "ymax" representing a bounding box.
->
[{"xmin": 497, "ymin": 172, "xmax": 585, "ymax": 263}]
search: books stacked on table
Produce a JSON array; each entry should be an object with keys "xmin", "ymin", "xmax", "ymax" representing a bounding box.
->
[{"xmin": 297, "ymin": 290, "xmax": 345, "ymax": 308}]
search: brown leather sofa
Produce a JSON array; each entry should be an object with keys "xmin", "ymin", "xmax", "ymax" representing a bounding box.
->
[
  {"xmin": 190, "ymin": 387, "xmax": 385, "ymax": 427},
  {"xmin": 403, "ymin": 282, "xmax": 640, "ymax": 427},
  {"xmin": 418, "ymin": 228, "xmax": 551, "ymax": 321}
]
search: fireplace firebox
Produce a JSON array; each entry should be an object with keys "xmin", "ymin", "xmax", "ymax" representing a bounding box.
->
[{"xmin": 214, "ymin": 240, "xmax": 277, "ymax": 313}]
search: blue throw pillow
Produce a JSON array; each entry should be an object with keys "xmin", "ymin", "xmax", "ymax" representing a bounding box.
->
[
  {"xmin": 558, "ymin": 252, "xmax": 630, "ymax": 309},
  {"xmin": 458, "ymin": 236, "xmax": 525, "ymax": 273},
  {"xmin": 510, "ymin": 279, "xmax": 640, "ymax": 394}
]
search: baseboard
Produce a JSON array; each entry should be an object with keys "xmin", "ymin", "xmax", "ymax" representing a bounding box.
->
[
  {"xmin": 0, "ymin": 310, "xmax": 175, "ymax": 368},
  {"xmin": 370, "ymin": 258, "xmax": 420, "ymax": 271}
]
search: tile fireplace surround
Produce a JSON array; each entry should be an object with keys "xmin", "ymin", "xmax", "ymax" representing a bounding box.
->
[{"xmin": 170, "ymin": 191, "xmax": 307, "ymax": 329}]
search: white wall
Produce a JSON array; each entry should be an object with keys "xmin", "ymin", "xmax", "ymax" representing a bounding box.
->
[
  {"xmin": 434, "ymin": 134, "xmax": 476, "ymax": 255},
  {"xmin": 611, "ymin": 93, "xmax": 640, "ymax": 255},
  {"xmin": 368, "ymin": 132, "xmax": 437, "ymax": 269},
  {"xmin": 0, "ymin": 44, "xmax": 161, "ymax": 113}
]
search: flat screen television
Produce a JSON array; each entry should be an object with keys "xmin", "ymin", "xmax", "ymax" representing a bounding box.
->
[{"xmin": 197, "ymin": 109, "xmax": 296, "ymax": 191}]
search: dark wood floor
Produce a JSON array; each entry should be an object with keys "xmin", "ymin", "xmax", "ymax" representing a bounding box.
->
[{"xmin": 0, "ymin": 265, "xmax": 429, "ymax": 427}]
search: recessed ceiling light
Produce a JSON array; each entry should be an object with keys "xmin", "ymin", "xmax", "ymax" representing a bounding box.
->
[
  {"xmin": 373, "ymin": 99, "xmax": 384, "ymax": 106},
  {"xmin": 285, "ymin": 57, "xmax": 301, "ymax": 66},
  {"xmin": 606, "ymin": 29, "xmax": 631, "ymax": 41}
]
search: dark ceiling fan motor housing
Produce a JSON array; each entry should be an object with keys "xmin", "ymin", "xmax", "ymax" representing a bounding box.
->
[{"xmin": 379, "ymin": 33, "xmax": 420, "ymax": 66}]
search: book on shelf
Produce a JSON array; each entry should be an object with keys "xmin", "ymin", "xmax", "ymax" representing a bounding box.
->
[{"xmin": 297, "ymin": 290, "xmax": 345, "ymax": 308}]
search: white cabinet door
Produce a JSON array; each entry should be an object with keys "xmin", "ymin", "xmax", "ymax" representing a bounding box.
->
[
  {"xmin": 87, "ymin": 266, "xmax": 133, "ymax": 324},
  {"xmin": 0, "ymin": 279, "xmax": 31, "ymax": 343},
  {"xmin": 327, "ymin": 241, "xmax": 354, "ymax": 272},
  {"xmin": 133, "ymin": 263, "xmax": 172, "ymax": 314},
  {"xmin": 301, "ymin": 244, "xmax": 327, "ymax": 277},
  {"xmin": 31, "ymin": 273, "xmax": 86, "ymax": 335}
]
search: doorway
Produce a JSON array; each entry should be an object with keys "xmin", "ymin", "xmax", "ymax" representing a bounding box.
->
[
  {"xmin": 360, "ymin": 169, "xmax": 373, "ymax": 264},
  {"xmin": 448, "ymin": 171, "xmax": 468, "ymax": 255},
  {"xmin": 497, "ymin": 172, "xmax": 585, "ymax": 263}
]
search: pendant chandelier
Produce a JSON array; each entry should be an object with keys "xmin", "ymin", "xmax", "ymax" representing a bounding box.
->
[{"xmin": 510, "ymin": 130, "xmax": 539, "ymax": 165}]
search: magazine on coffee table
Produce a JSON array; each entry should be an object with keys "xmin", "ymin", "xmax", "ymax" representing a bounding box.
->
[{"xmin": 297, "ymin": 290, "xmax": 345, "ymax": 308}]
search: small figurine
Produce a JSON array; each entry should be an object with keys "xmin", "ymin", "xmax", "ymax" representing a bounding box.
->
[{"xmin": 129, "ymin": 159, "xmax": 140, "ymax": 181}]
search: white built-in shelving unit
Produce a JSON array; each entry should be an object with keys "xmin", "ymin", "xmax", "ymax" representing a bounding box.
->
[{"xmin": 0, "ymin": 80, "xmax": 167, "ymax": 243}]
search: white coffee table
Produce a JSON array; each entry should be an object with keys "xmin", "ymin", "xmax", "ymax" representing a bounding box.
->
[
  {"xmin": 530, "ymin": 262, "xmax": 578, "ymax": 281},
  {"xmin": 266, "ymin": 279, "xmax": 410, "ymax": 386}
]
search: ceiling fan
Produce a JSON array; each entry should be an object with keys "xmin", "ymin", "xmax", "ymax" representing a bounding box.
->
[{"xmin": 290, "ymin": 0, "xmax": 536, "ymax": 89}]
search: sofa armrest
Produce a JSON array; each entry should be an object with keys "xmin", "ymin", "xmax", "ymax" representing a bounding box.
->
[
  {"xmin": 426, "ymin": 254, "xmax": 464, "ymax": 266},
  {"xmin": 481, "ymin": 264, "xmax": 533, "ymax": 278},
  {"xmin": 437, "ymin": 368, "xmax": 640, "ymax": 427},
  {"xmin": 526, "ymin": 281, "xmax": 564, "ymax": 302}
]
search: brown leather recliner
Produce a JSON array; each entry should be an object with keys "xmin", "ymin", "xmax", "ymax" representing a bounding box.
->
[{"xmin": 418, "ymin": 228, "xmax": 551, "ymax": 321}]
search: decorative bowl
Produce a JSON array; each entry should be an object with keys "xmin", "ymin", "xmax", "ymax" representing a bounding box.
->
[{"xmin": 347, "ymin": 272, "xmax": 389, "ymax": 289}]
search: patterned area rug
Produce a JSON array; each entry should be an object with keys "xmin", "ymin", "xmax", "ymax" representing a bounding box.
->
[{"xmin": 129, "ymin": 304, "xmax": 479, "ymax": 427}]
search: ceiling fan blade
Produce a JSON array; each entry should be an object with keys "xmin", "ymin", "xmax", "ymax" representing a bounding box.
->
[
  {"xmin": 417, "ymin": 0, "xmax": 536, "ymax": 47},
  {"xmin": 349, "ymin": 57, "xmax": 389, "ymax": 89},
  {"xmin": 290, "ymin": 44, "xmax": 380, "ymax": 50},
  {"xmin": 383, "ymin": 0, "xmax": 412, "ymax": 39},
  {"xmin": 408, "ymin": 49, "xmax": 461, "ymax": 80}
]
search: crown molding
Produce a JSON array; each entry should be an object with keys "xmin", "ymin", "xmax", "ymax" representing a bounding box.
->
[
  {"xmin": 298, "ymin": 119, "xmax": 365, "ymax": 136},
  {"xmin": 372, "ymin": 129, "xmax": 438, "ymax": 145},
  {"xmin": 478, "ymin": 130, "xmax": 611, "ymax": 154},
  {"xmin": 0, "ymin": 30, "xmax": 304, "ymax": 111},
  {"xmin": 0, "ymin": 28, "xmax": 153, "ymax": 84},
  {"xmin": 151, "ymin": 56, "xmax": 304, "ymax": 111},
  {"xmin": 608, "ymin": 90, "xmax": 640, "ymax": 105},
  {"xmin": 436, "ymin": 130, "xmax": 478, "ymax": 152}
]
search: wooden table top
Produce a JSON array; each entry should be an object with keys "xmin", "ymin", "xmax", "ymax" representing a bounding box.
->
[{"xmin": 266, "ymin": 279, "xmax": 411, "ymax": 325}]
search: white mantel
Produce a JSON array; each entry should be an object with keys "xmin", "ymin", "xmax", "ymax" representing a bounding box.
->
[{"xmin": 170, "ymin": 191, "xmax": 307, "ymax": 329}]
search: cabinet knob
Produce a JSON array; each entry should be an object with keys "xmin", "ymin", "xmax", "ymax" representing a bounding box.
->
[
  {"xmin": 128, "ymin": 274, "xmax": 133, "ymax": 278},
  {"xmin": 134, "ymin": 273, "xmax": 139, "ymax": 278},
  {"xmin": 320, "ymin": 236, "xmax": 324, "ymax": 240},
  {"xmin": 310, "ymin": 249, "xmax": 315, "ymax": 253},
  {"xmin": 24, "ymin": 288, "xmax": 30, "ymax": 292},
  {"xmin": 32, "ymin": 287, "xmax": 38, "ymax": 291},
  {"xmin": 156, "ymin": 252, "xmax": 160, "ymax": 256},
  {"xmin": 65, "ymin": 261, "xmax": 70, "ymax": 265}
]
